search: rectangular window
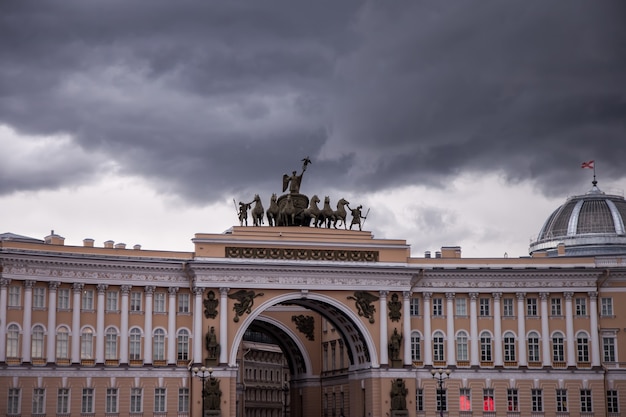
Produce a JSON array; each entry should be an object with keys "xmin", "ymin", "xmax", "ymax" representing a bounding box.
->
[
  {"xmin": 130, "ymin": 387, "xmax": 143, "ymax": 413},
  {"xmin": 130, "ymin": 292, "xmax": 142, "ymax": 312},
  {"xmin": 556, "ymin": 389, "xmax": 568, "ymax": 412},
  {"xmin": 155, "ymin": 388, "xmax": 167, "ymax": 413},
  {"xmin": 410, "ymin": 298, "xmax": 420, "ymax": 316},
  {"xmin": 483, "ymin": 388, "xmax": 495, "ymax": 412},
  {"xmin": 33, "ymin": 287, "xmax": 46, "ymax": 308},
  {"xmin": 607, "ymin": 390, "xmax": 619, "ymax": 413},
  {"xmin": 551, "ymin": 298, "xmax": 562, "ymax": 316},
  {"xmin": 578, "ymin": 335, "xmax": 590, "ymax": 362},
  {"xmin": 504, "ymin": 334, "xmax": 516, "ymax": 362},
  {"xmin": 106, "ymin": 291, "xmax": 119, "ymax": 311},
  {"xmin": 479, "ymin": 298, "xmax": 490, "ymax": 316},
  {"xmin": 531, "ymin": 389, "xmax": 543, "ymax": 412},
  {"xmin": 580, "ymin": 389, "xmax": 593, "ymax": 413},
  {"xmin": 178, "ymin": 388, "xmax": 190, "ymax": 413},
  {"xmin": 455, "ymin": 297, "xmax": 467, "ymax": 317},
  {"xmin": 178, "ymin": 293, "xmax": 190, "ymax": 313},
  {"xmin": 459, "ymin": 388, "xmax": 471, "ymax": 411},
  {"xmin": 603, "ymin": 337, "xmax": 616, "ymax": 362},
  {"xmin": 8, "ymin": 388, "xmax": 21, "ymax": 415},
  {"xmin": 503, "ymin": 298, "xmax": 514, "ymax": 317},
  {"xmin": 154, "ymin": 292, "xmax": 166, "ymax": 313},
  {"xmin": 432, "ymin": 298, "xmax": 443, "ymax": 317},
  {"xmin": 416, "ymin": 388, "xmax": 423, "ymax": 412},
  {"xmin": 33, "ymin": 388, "xmax": 45, "ymax": 414},
  {"xmin": 436, "ymin": 389, "xmax": 447, "ymax": 412},
  {"xmin": 8, "ymin": 285, "xmax": 21, "ymax": 307},
  {"xmin": 82, "ymin": 289, "xmax": 94, "ymax": 310},
  {"xmin": 527, "ymin": 298, "xmax": 538, "ymax": 316},
  {"xmin": 58, "ymin": 288, "xmax": 70, "ymax": 310},
  {"xmin": 507, "ymin": 388, "xmax": 519, "ymax": 412},
  {"xmin": 575, "ymin": 297, "xmax": 587, "ymax": 316},
  {"xmin": 601, "ymin": 297, "xmax": 614, "ymax": 316},
  {"xmin": 57, "ymin": 388, "xmax": 70, "ymax": 414},
  {"xmin": 106, "ymin": 388, "xmax": 118, "ymax": 413},
  {"xmin": 81, "ymin": 388, "xmax": 94, "ymax": 414}
]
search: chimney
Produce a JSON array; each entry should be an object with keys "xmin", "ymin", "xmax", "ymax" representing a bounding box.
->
[
  {"xmin": 435, "ymin": 251, "xmax": 442, "ymax": 258},
  {"xmin": 44, "ymin": 230, "xmax": 65, "ymax": 245},
  {"xmin": 557, "ymin": 242, "xmax": 566, "ymax": 256},
  {"xmin": 133, "ymin": 244, "xmax": 142, "ymax": 250},
  {"xmin": 114, "ymin": 243, "xmax": 126, "ymax": 249},
  {"xmin": 104, "ymin": 240, "xmax": 115, "ymax": 249},
  {"xmin": 424, "ymin": 251, "xmax": 431, "ymax": 258},
  {"xmin": 441, "ymin": 246, "xmax": 462, "ymax": 258},
  {"xmin": 83, "ymin": 238, "xmax": 95, "ymax": 247}
]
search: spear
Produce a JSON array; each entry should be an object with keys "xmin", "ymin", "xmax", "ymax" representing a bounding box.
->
[{"xmin": 361, "ymin": 207, "xmax": 371, "ymax": 230}]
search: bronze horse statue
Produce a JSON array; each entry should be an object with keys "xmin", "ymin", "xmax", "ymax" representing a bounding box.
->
[
  {"xmin": 279, "ymin": 195, "xmax": 296, "ymax": 226},
  {"xmin": 266, "ymin": 193, "xmax": 279, "ymax": 226},
  {"xmin": 303, "ymin": 195, "xmax": 322, "ymax": 227},
  {"xmin": 321, "ymin": 196, "xmax": 334, "ymax": 228},
  {"xmin": 332, "ymin": 198, "xmax": 350, "ymax": 229},
  {"xmin": 251, "ymin": 194, "xmax": 264, "ymax": 226}
]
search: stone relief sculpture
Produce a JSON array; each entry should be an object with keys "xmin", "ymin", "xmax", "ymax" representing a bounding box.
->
[
  {"xmin": 347, "ymin": 291, "xmax": 379, "ymax": 324},
  {"xmin": 228, "ymin": 289, "xmax": 264, "ymax": 322},
  {"xmin": 388, "ymin": 293, "xmax": 401, "ymax": 322},
  {"xmin": 390, "ymin": 379, "xmax": 408, "ymax": 416},
  {"xmin": 388, "ymin": 328, "xmax": 402, "ymax": 361},
  {"xmin": 292, "ymin": 314, "xmax": 315, "ymax": 341},
  {"xmin": 205, "ymin": 326, "xmax": 221, "ymax": 359},
  {"xmin": 205, "ymin": 376, "xmax": 222, "ymax": 412},
  {"xmin": 203, "ymin": 290, "xmax": 218, "ymax": 319}
]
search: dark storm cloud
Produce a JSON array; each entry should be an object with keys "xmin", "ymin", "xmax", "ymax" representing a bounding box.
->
[{"xmin": 1, "ymin": 1, "xmax": 624, "ymax": 203}]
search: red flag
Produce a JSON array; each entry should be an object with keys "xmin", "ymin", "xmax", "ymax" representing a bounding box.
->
[{"xmin": 581, "ymin": 160, "xmax": 594, "ymax": 169}]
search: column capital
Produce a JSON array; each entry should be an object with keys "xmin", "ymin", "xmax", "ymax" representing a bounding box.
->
[
  {"xmin": 121, "ymin": 285, "xmax": 132, "ymax": 295},
  {"xmin": 516, "ymin": 292, "xmax": 526, "ymax": 300},
  {"xmin": 168, "ymin": 287, "xmax": 179, "ymax": 295},
  {"xmin": 48, "ymin": 281, "xmax": 61, "ymax": 291},
  {"xmin": 219, "ymin": 287, "xmax": 230, "ymax": 296},
  {"xmin": 564, "ymin": 292, "xmax": 574, "ymax": 300},
  {"xmin": 402, "ymin": 291, "xmax": 411, "ymax": 299},
  {"xmin": 97, "ymin": 284, "xmax": 109, "ymax": 294},
  {"xmin": 422, "ymin": 292, "xmax": 432, "ymax": 300},
  {"xmin": 492, "ymin": 292, "xmax": 502, "ymax": 300},
  {"xmin": 0, "ymin": 278, "xmax": 11, "ymax": 287},
  {"xmin": 24, "ymin": 280, "xmax": 36, "ymax": 289},
  {"xmin": 192, "ymin": 287, "xmax": 205, "ymax": 296},
  {"xmin": 588, "ymin": 291, "xmax": 598, "ymax": 300},
  {"xmin": 73, "ymin": 283, "xmax": 84, "ymax": 293},
  {"xmin": 145, "ymin": 285, "xmax": 156, "ymax": 295},
  {"xmin": 445, "ymin": 292, "xmax": 456, "ymax": 300},
  {"xmin": 379, "ymin": 290, "xmax": 389, "ymax": 297},
  {"xmin": 539, "ymin": 292, "xmax": 550, "ymax": 301},
  {"xmin": 469, "ymin": 292, "xmax": 479, "ymax": 300}
]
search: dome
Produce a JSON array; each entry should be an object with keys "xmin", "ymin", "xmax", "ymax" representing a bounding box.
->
[{"xmin": 529, "ymin": 181, "xmax": 626, "ymax": 257}]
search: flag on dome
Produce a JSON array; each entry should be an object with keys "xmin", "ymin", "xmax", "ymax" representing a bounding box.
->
[{"xmin": 581, "ymin": 160, "xmax": 594, "ymax": 169}]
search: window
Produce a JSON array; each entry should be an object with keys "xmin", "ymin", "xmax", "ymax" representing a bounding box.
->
[
  {"xmin": 8, "ymin": 388, "xmax": 21, "ymax": 415},
  {"xmin": 433, "ymin": 298, "xmax": 443, "ymax": 317},
  {"xmin": 480, "ymin": 331, "xmax": 492, "ymax": 362},
  {"xmin": 479, "ymin": 298, "xmax": 490, "ymax": 316},
  {"xmin": 130, "ymin": 292, "xmax": 142, "ymax": 312},
  {"xmin": 410, "ymin": 298, "xmax": 420, "ymax": 316},
  {"xmin": 607, "ymin": 390, "xmax": 619, "ymax": 413},
  {"xmin": 105, "ymin": 328, "xmax": 118, "ymax": 360},
  {"xmin": 56, "ymin": 326, "xmax": 70, "ymax": 359},
  {"xmin": 459, "ymin": 388, "xmax": 471, "ymax": 411},
  {"xmin": 58, "ymin": 288, "xmax": 70, "ymax": 310},
  {"xmin": 527, "ymin": 298, "xmax": 538, "ymax": 316},
  {"xmin": 130, "ymin": 387, "xmax": 143, "ymax": 413},
  {"xmin": 601, "ymin": 297, "xmax": 613, "ymax": 316},
  {"xmin": 556, "ymin": 389, "xmax": 568, "ymax": 412},
  {"xmin": 575, "ymin": 297, "xmax": 587, "ymax": 316},
  {"xmin": 531, "ymin": 389, "xmax": 543, "ymax": 412},
  {"xmin": 7, "ymin": 324, "xmax": 20, "ymax": 358},
  {"xmin": 455, "ymin": 298, "xmax": 467, "ymax": 317},
  {"xmin": 82, "ymin": 289, "xmax": 94, "ymax": 310},
  {"xmin": 433, "ymin": 331, "xmax": 445, "ymax": 361},
  {"xmin": 106, "ymin": 291, "xmax": 118, "ymax": 311},
  {"xmin": 31, "ymin": 324, "xmax": 45, "ymax": 359},
  {"xmin": 552, "ymin": 332, "xmax": 565, "ymax": 362},
  {"xmin": 411, "ymin": 332, "xmax": 421, "ymax": 361},
  {"xmin": 551, "ymin": 298, "xmax": 562, "ymax": 316},
  {"xmin": 178, "ymin": 293, "xmax": 190, "ymax": 313},
  {"xmin": 416, "ymin": 388, "xmax": 424, "ymax": 412},
  {"xmin": 503, "ymin": 332, "xmax": 516, "ymax": 362},
  {"xmin": 436, "ymin": 388, "xmax": 447, "ymax": 412},
  {"xmin": 483, "ymin": 388, "xmax": 495, "ymax": 411},
  {"xmin": 8, "ymin": 285, "xmax": 21, "ymax": 307},
  {"xmin": 130, "ymin": 328, "xmax": 142, "ymax": 360},
  {"xmin": 528, "ymin": 331, "xmax": 540, "ymax": 362},
  {"xmin": 57, "ymin": 388, "xmax": 70, "ymax": 414},
  {"xmin": 178, "ymin": 388, "xmax": 190, "ymax": 413},
  {"xmin": 177, "ymin": 329, "xmax": 190, "ymax": 361},
  {"xmin": 106, "ymin": 388, "xmax": 119, "ymax": 413},
  {"xmin": 456, "ymin": 331, "xmax": 468, "ymax": 362},
  {"xmin": 81, "ymin": 328, "xmax": 94, "ymax": 359},
  {"xmin": 153, "ymin": 329, "xmax": 166, "ymax": 361},
  {"xmin": 33, "ymin": 388, "xmax": 45, "ymax": 414},
  {"xmin": 154, "ymin": 292, "xmax": 166, "ymax": 313},
  {"xmin": 155, "ymin": 388, "xmax": 166, "ymax": 413},
  {"xmin": 33, "ymin": 287, "xmax": 46, "ymax": 308},
  {"xmin": 503, "ymin": 298, "xmax": 514, "ymax": 317},
  {"xmin": 580, "ymin": 389, "xmax": 592, "ymax": 413},
  {"xmin": 507, "ymin": 388, "xmax": 519, "ymax": 412},
  {"xmin": 577, "ymin": 332, "xmax": 590, "ymax": 362},
  {"xmin": 603, "ymin": 337, "xmax": 616, "ymax": 362},
  {"xmin": 81, "ymin": 388, "xmax": 94, "ymax": 414}
]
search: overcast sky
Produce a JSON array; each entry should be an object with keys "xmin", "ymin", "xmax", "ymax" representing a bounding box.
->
[{"xmin": 1, "ymin": 1, "xmax": 625, "ymax": 258}]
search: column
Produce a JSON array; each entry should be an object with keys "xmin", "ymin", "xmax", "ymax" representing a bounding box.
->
[
  {"xmin": 402, "ymin": 291, "xmax": 412, "ymax": 366},
  {"xmin": 379, "ymin": 290, "xmax": 388, "ymax": 366},
  {"xmin": 71, "ymin": 283, "xmax": 84, "ymax": 364},
  {"xmin": 96, "ymin": 284, "xmax": 108, "ymax": 364},
  {"xmin": 516, "ymin": 292, "xmax": 527, "ymax": 366},
  {"xmin": 22, "ymin": 280, "xmax": 35, "ymax": 362},
  {"xmin": 423, "ymin": 292, "xmax": 432, "ymax": 365},
  {"xmin": 0, "ymin": 278, "xmax": 11, "ymax": 361},
  {"xmin": 192, "ymin": 286, "xmax": 204, "ymax": 364},
  {"xmin": 144, "ymin": 285, "xmax": 155, "ymax": 364},
  {"xmin": 46, "ymin": 281, "xmax": 60, "ymax": 363},
  {"xmin": 219, "ymin": 287, "xmax": 229, "ymax": 365},
  {"xmin": 167, "ymin": 287, "xmax": 179, "ymax": 364},
  {"xmin": 540, "ymin": 292, "xmax": 551, "ymax": 366},
  {"xmin": 469, "ymin": 292, "xmax": 479, "ymax": 366},
  {"xmin": 564, "ymin": 292, "xmax": 576, "ymax": 366},
  {"xmin": 120, "ymin": 285, "xmax": 131, "ymax": 364},
  {"xmin": 588, "ymin": 291, "xmax": 601, "ymax": 366},
  {"xmin": 446, "ymin": 293, "xmax": 456, "ymax": 366},
  {"xmin": 493, "ymin": 292, "xmax": 503, "ymax": 366}
]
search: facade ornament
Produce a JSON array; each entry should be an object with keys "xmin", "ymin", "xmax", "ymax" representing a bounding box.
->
[
  {"xmin": 445, "ymin": 292, "xmax": 456, "ymax": 300},
  {"xmin": 97, "ymin": 284, "xmax": 108, "ymax": 294},
  {"xmin": 539, "ymin": 292, "xmax": 550, "ymax": 301},
  {"xmin": 204, "ymin": 290, "xmax": 219, "ymax": 319},
  {"xmin": 205, "ymin": 326, "xmax": 221, "ymax": 360},
  {"xmin": 516, "ymin": 292, "xmax": 526, "ymax": 301},
  {"xmin": 205, "ymin": 375, "xmax": 222, "ymax": 412},
  {"xmin": 292, "ymin": 314, "xmax": 315, "ymax": 341},
  {"xmin": 72, "ymin": 283, "xmax": 84, "ymax": 293},
  {"xmin": 492, "ymin": 292, "xmax": 502, "ymax": 300},
  {"xmin": 192, "ymin": 287, "xmax": 205, "ymax": 296},
  {"xmin": 168, "ymin": 287, "xmax": 179, "ymax": 295},
  {"xmin": 588, "ymin": 291, "xmax": 598, "ymax": 300},
  {"xmin": 422, "ymin": 292, "xmax": 432, "ymax": 300},
  {"xmin": 228, "ymin": 289, "xmax": 264, "ymax": 323},
  {"xmin": 564, "ymin": 291, "xmax": 574, "ymax": 300},
  {"xmin": 469, "ymin": 292, "xmax": 479, "ymax": 301},
  {"xmin": 388, "ymin": 293, "xmax": 402, "ymax": 322},
  {"xmin": 390, "ymin": 378, "xmax": 408, "ymax": 413},
  {"xmin": 25, "ymin": 279, "xmax": 36, "ymax": 289},
  {"xmin": 388, "ymin": 328, "xmax": 403, "ymax": 361},
  {"xmin": 121, "ymin": 285, "xmax": 132, "ymax": 295},
  {"xmin": 0, "ymin": 278, "xmax": 11, "ymax": 287},
  {"xmin": 144, "ymin": 285, "xmax": 156, "ymax": 295},
  {"xmin": 347, "ymin": 291, "xmax": 379, "ymax": 324},
  {"xmin": 48, "ymin": 281, "xmax": 60, "ymax": 291}
]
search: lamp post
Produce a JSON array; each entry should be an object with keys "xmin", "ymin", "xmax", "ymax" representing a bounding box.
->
[
  {"xmin": 431, "ymin": 368, "xmax": 451, "ymax": 417},
  {"xmin": 192, "ymin": 366, "xmax": 213, "ymax": 417},
  {"xmin": 283, "ymin": 383, "xmax": 289, "ymax": 417}
]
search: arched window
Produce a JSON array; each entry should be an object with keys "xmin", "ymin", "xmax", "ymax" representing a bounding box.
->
[
  {"xmin": 433, "ymin": 331, "xmax": 445, "ymax": 361},
  {"xmin": 480, "ymin": 331, "xmax": 492, "ymax": 362},
  {"xmin": 577, "ymin": 332, "xmax": 589, "ymax": 362},
  {"xmin": 105, "ymin": 328, "xmax": 118, "ymax": 360},
  {"xmin": 80, "ymin": 328, "xmax": 94, "ymax": 359},
  {"xmin": 31, "ymin": 324, "xmax": 45, "ymax": 359},
  {"xmin": 456, "ymin": 331, "xmax": 468, "ymax": 361},
  {"xmin": 153, "ymin": 328, "xmax": 166, "ymax": 361},
  {"xmin": 129, "ymin": 328, "xmax": 142, "ymax": 360},
  {"xmin": 56, "ymin": 326, "xmax": 70, "ymax": 359},
  {"xmin": 177, "ymin": 329, "xmax": 189, "ymax": 361},
  {"xmin": 528, "ymin": 331, "xmax": 540, "ymax": 362},
  {"xmin": 552, "ymin": 332, "xmax": 565, "ymax": 362},
  {"xmin": 411, "ymin": 331, "xmax": 422, "ymax": 361},
  {"xmin": 503, "ymin": 331, "xmax": 516, "ymax": 362},
  {"xmin": 7, "ymin": 324, "xmax": 20, "ymax": 358}
]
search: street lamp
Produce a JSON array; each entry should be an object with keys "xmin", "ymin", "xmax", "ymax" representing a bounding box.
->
[
  {"xmin": 192, "ymin": 366, "xmax": 213, "ymax": 417},
  {"xmin": 431, "ymin": 368, "xmax": 451, "ymax": 417},
  {"xmin": 282, "ymin": 383, "xmax": 289, "ymax": 417}
]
